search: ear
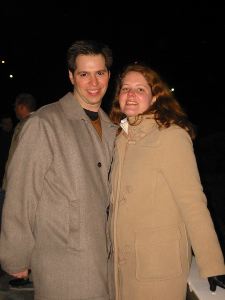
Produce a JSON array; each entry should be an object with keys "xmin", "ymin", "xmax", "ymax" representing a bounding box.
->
[
  {"xmin": 108, "ymin": 70, "xmax": 111, "ymax": 80},
  {"xmin": 69, "ymin": 70, "xmax": 74, "ymax": 85}
]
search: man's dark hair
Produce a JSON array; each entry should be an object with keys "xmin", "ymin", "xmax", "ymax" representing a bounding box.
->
[
  {"xmin": 67, "ymin": 40, "xmax": 113, "ymax": 73},
  {"xmin": 15, "ymin": 93, "xmax": 37, "ymax": 112}
]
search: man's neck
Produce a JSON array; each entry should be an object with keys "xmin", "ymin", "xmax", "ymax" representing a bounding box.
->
[{"xmin": 83, "ymin": 109, "xmax": 99, "ymax": 121}]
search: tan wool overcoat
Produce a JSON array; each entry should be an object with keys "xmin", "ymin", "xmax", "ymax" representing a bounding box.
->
[
  {"xmin": 0, "ymin": 92, "xmax": 117, "ymax": 300},
  {"xmin": 110, "ymin": 116, "xmax": 225, "ymax": 300}
]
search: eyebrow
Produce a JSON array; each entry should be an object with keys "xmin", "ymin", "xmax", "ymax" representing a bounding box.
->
[
  {"xmin": 122, "ymin": 83, "xmax": 148, "ymax": 88},
  {"xmin": 77, "ymin": 68, "xmax": 108, "ymax": 74}
]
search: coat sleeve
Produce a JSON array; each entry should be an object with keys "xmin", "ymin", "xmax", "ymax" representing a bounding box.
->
[
  {"xmin": 160, "ymin": 127, "xmax": 225, "ymax": 278},
  {"xmin": 0, "ymin": 115, "xmax": 52, "ymax": 274}
]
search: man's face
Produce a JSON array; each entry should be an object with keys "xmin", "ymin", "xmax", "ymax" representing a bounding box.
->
[
  {"xmin": 69, "ymin": 54, "xmax": 110, "ymax": 112},
  {"xmin": 15, "ymin": 104, "xmax": 24, "ymax": 120}
]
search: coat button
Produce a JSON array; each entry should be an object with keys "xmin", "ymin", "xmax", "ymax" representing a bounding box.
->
[
  {"xmin": 128, "ymin": 140, "xmax": 136, "ymax": 145},
  {"xmin": 119, "ymin": 196, "xmax": 127, "ymax": 205},
  {"xmin": 97, "ymin": 162, "xmax": 102, "ymax": 167}
]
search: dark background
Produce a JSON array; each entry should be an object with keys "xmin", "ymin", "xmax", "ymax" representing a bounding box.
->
[
  {"xmin": 1, "ymin": 1, "xmax": 225, "ymax": 137},
  {"xmin": 1, "ymin": 0, "xmax": 225, "ymax": 265}
]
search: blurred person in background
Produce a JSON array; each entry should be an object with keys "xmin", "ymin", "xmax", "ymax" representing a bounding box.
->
[{"xmin": 1, "ymin": 93, "xmax": 37, "ymax": 290}]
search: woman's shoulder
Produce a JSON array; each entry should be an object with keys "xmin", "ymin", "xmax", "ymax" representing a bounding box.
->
[
  {"xmin": 161, "ymin": 124, "xmax": 189, "ymax": 135},
  {"xmin": 159, "ymin": 124, "xmax": 192, "ymax": 146}
]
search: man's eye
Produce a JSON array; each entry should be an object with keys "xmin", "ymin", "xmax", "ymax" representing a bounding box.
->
[
  {"xmin": 121, "ymin": 87, "xmax": 128, "ymax": 92},
  {"xmin": 80, "ymin": 73, "xmax": 87, "ymax": 77},
  {"xmin": 97, "ymin": 71, "xmax": 105, "ymax": 76}
]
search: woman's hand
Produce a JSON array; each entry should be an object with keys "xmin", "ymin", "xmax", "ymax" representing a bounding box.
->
[{"xmin": 208, "ymin": 275, "xmax": 225, "ymax": 292}]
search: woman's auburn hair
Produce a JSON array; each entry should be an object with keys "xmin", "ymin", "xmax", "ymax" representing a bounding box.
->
[{"xmin": 109, "ymin": 63, "xmax": 196, "ymax": 140}]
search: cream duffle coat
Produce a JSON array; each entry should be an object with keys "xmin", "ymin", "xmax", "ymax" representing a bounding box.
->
[{"xmin": 110, "ymin": 116, "xmax": 225, "ymax": 300}]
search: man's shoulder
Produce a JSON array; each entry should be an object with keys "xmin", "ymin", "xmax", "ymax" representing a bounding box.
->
[
  {"xmin": 20, "ymin": 100, "xmax": 62, "ymax": 131},
  {"xmin": 36, "ymin": 101, "xmax": 60, "ymax": 117},
  {"xmin": 35, "ymin": 92, "xmax": 80, "ymax": 120}
]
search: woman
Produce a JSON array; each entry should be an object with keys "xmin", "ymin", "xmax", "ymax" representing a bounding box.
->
[{"xmin": 109, "ymin": 63, "xmax": 225, "ymax": 300}]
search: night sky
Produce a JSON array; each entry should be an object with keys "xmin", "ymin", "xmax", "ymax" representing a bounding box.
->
[{"xmin": 1, "ymin": 1, "xmax": 225, "ymax": 137}]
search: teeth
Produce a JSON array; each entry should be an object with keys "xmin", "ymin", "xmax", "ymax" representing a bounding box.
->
[
  {"xmin": 88, "ymin": 90, "xmax": 99, "ymax": 95},
  {"xmin": 126, "ymin": 101, "xmax": 137, "ymax": 105}
]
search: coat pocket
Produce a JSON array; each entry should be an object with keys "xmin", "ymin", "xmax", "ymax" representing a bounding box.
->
[
  {"xmin": 67, "ymin": 199, "xmax": 80, "ymax": 250},
  {"xmin": 135, "ymin": 226, "xmax": 182, "ymax": 281}
]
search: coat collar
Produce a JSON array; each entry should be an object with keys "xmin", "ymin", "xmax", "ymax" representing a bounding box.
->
[
  {"xmin": 121, "ymin": 115, "xmax": 157, "ymax": 141},
  {"xmin": 59, "ymin": 92, "xmax": 118, "ymax": 129}
]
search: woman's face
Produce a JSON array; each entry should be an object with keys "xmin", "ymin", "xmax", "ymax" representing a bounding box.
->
[{"xmin": 119, "ymin": 71, "xmax": 155, "ymax": 117}]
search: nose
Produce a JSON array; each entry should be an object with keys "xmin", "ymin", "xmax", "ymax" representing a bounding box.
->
[
  {"xmin": 127, "ymin": 88, "xmax": 135, "ymax": 97},
  {"xmin": 90, "ymin": 75, "xmax": 98, "ymax": 86}
]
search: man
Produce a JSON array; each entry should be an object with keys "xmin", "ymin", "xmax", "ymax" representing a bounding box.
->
[
  {"xmin": 0, "ymin": 40, "xmax": 117, "ymax": 300},
  {"xmin": 1, "ymin": 93, "xmax": 37, "ymax": 290},
  {"xmin": 3, "ymin": 93, "xmax": 37, "ymax": 187}
]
